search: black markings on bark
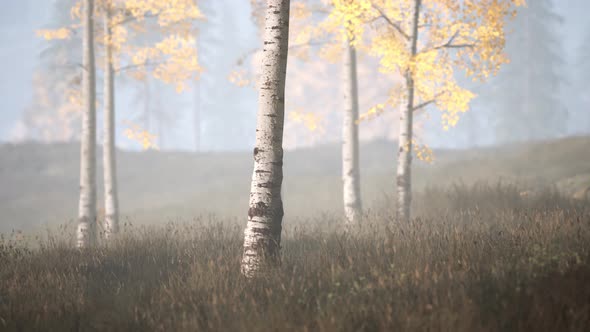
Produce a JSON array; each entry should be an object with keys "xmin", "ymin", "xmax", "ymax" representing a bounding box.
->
[
  {"xmin": 248, "ymin": 201, "xmax": 268, "ymax": 219},
  {"xmin": 251, "ymin": 226, "xmax": 275, "ymax": 237},
  {"xmin": 397, "ymin": 174, "xmax": 409, "ymax": 186},
  {"xmin": 258, "ymin": 181, "xmax": 274, "ymax": 188}
]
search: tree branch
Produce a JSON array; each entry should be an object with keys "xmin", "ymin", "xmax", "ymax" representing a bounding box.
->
[
  {"xmin": 112, "ymin": 12, "xmax": 160, "ymax": 27},
  {"xmin": 371, "ymin": 4, "xmax": 410, "ymax": 40},
  {"xmin": 47, "ymin": 62, "xmax": 85, "ymax": 72},
  {"xmin": 412, "ymin": 99, "xmax": 435, "ymax": 112},
  {"xmin": 412, "ymin": 92, "xmax": 444, "ymax": 112},
  {"xmin": 116, "ymin": 61, "xmax": 166, "ymax": 74},
  {"xmin": 428, "ymin": 30, "xmax": 475, "ymax": 52}
]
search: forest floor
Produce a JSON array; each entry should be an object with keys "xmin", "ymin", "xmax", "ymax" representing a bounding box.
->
[{"xmin": 1, "ymin": 185, "xmax": 589, "ymax": 331}]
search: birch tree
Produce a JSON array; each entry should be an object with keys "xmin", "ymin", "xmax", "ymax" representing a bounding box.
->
[
  {"xmin": 319, "ymin": 0, "xmax": 365, "ymax": 225},
  {"xmin": 342, "ymin": 36, "xmax": 362, "ymax": 224},
  {"xmin": 102, "ymin": 1, "xmax": 118, "ymax": 239},
  {"xmin": 333, "ymin": 0, "xmax": 524, "ymax": 222},
  {"xmin": 40, "ymin": 0, "xmax": 203, "ymax": 242},
  {"xmin": 241, "ymin": 0, "xmax": 366, "ymax": 224},
  {"xmin": 241, "ymin": 0, "xmax": 291, "ymax": 278},
  {"xmin": 100, "ymin": 0, "xmax": 202, "ymax": 238},
  {"xmin": 77, "ymin": 0, "xmax": 97, "ymax": 248}
]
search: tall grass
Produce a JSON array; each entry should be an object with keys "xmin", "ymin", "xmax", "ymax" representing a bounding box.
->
[{"xmin": 1, "ymin": 184, "xmax": 589, "ymax": 331}]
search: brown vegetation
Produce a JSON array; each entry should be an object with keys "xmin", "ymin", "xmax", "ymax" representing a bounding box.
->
[{"xmin": 1, "ymin": 185, "xmax": 589, "ymax": 331}]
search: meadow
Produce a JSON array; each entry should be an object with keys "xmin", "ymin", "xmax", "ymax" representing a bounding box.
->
[
  {"xmin": 0, "ymin": 186, "xmax": 589, "ymax": 331},
  {"xmin": 1, "ymin": 138, "xmax": 589, "ymax": 331}
]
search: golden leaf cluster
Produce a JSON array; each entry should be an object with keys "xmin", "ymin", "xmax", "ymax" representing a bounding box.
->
[
  {"xmin": 38, "ymin": 0, "xmax": 204, "ymax": 92},
  {"xmin": 413, "ymin": 140, "xmax": 434, "ymax": 164},
  {"xmin": 36, "ymin": 28, "xmax": 73, "ymax": 40},
  {"xmin": 123, "ymin": 121, "xmax": 159, "ymax": 150},
  {"xmin": 289, "ymin": 110, "xmax": 325, "ymax": 133},
  {"xmin": 228, "ymin": 70, "xmax": 252, "ymax": 88},
  {"xmin": 304, "ymin": 0, "xmax": 524, "ymax": 130},
  {"xmin": 356, "ymin": 103, "xmax": 385, "ymax": 123}
]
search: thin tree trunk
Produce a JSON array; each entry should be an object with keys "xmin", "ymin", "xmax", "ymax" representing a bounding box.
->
[
  {"xmin": 241, "ymin": 0, "xmax": 290, "ymax": 278},
  {"xmin": 396, "ymin": 0, "xmax": 421, "ymax": 223},
  {"xmin": 154, "ymin": 83, "xmax": 165, "ymax": 149},
  {"xmin": 193, "ymin": 81, "xmax": 201, "ymax": 152},
  {"xmin": 102, "ymin": 5, "xmax": 119, "ymax": 240},
  {"xmin": 523, "ymin": 10, "xmax": 531, "ymax": 141},
  {"xmin": 77, "ymin": 0, "xmax": 97, "ymax": 248},
  {"xmin": 144, "ymin": 78, "xmax": 151, "ymax": 132},
  {"xmin": 342, "ymin": 37, "xmax": 362, "ymax": 225}
]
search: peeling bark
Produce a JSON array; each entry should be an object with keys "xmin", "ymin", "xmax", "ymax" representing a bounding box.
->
[
  {"xmin": 241, "ymin": 0, "xmax": 290, "ymax": 278},
  {"xmin": 77, "ymin": 0, "xmax": 97, "ymax": 248}
]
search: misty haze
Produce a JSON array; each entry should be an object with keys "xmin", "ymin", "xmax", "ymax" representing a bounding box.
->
[{"xmin": 0, "ymin": 0, "xmax": 589, "ymax": 331}]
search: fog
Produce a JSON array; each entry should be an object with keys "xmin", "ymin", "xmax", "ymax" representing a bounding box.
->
[
  {"xmin": 1, "ymin": 2, "xmax": 590, "ymax": 328},
  {"xmin": 1, "ymin": 0, "xmax": 589, "ymax": 234},
  {"xmin": 1, "ymin": 0, "xmax": 589, "ymax": 151}
]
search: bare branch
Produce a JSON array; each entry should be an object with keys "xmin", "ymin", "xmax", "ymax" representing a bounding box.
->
[
  {"xmin": 371, "ymin": 4, "xmax": 410, "ymax": 40},
  {"xmin": 112, "ymin": 12, "xmax": 160, "ymax": 27},
  {"xmin": 427, "ymin": 30, "xmax": 475, "ymax": 52},
  {"xmin": 47, "ymin": 62, "xmax": 85, "ymax": 72},
  {"xmin": 412, "ymin": 99, "xmax": 435, "ymax": 112},
  {"xmin": 116, "ymin": 61, "xmax": 166, "ymax": 74},
  {"xmin": 412, "ymin": 92, "xmax": 444, "ymax": 112}
]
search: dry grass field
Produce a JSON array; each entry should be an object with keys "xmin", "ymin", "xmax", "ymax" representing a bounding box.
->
[{"xmin": 1, "ymin": 137, "xmax": 589, "ymax": 331}]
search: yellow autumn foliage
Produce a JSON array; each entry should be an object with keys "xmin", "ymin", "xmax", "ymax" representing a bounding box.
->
[
  {"xmin": 38, "ymin": 0, "xmax": 203, "ymax": 92},
  {"xmin": 228, "ymin": 70, "xmax": 252, "ymax": 88},
  {"xmin": 325, "ymin": 0, "xmax": 524, "ymax": 130},
  {"xmin": 36, "ymin": 28, "xmax": 73, "ymax": 40},
  {"xmin": 123, "ymin": 121, "xmax": 159, "ymax": 150},
  {"xmin": 289, "ymin": 110, "xmax": 325, "ymax": 133}
]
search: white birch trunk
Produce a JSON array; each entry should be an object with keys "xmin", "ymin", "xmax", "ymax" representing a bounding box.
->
[
  {"xmin": 77, "ymin": 0, "xmax": 97, "ymax": 248},
  {"xmin": 396, "ymin": 0, "xmax": 421, "ymax": 223},
  {"xmin": 241, "ymin": 0, "xmax": 290, "ymax": 278},
  {"xmin": 342, "ymin": 38, "xmax": 362, "ymax": 225},
  {"xmin": 102, "ymin": 6, "xmax": 119, "ymax": 240}
]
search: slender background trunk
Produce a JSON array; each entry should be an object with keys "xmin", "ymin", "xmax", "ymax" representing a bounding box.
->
[
  {"xmin": 77, "ymin": 0, "xmax": 97, "ymax": 248},
  {"xmin": 144, "ymin": 78, "xmax": 151, "ymax": 133},
  {"xmin": 193, "ymin": 81, "xmax": 201, "ymax": 152},
  {"xmin": 396, "ymin": 0, "xmax": 421, "ymax": 223},
  {"xmin": 342, "ymin": 38, "xmax": 362, "ymax": 225},
  {"xmin": 103, "ymin": 6, "xmax": 119, "ymax": 240},
  {"xmin": 241, "ymin": 0, "xmax": 290, "ymax": 278},
  {"xmin": 523, "ymin": 11, "xmax": 531, "ymax": 141}
]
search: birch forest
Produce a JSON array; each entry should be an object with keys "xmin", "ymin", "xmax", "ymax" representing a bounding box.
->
[{"xmin": 1, "ymin": 0, "xmax": 590, "ymax": 330}]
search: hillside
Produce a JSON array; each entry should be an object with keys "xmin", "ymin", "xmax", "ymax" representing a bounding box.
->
[{"xmin": 1, "ymin": 136, "xmax": 589, "ymax": 233}]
